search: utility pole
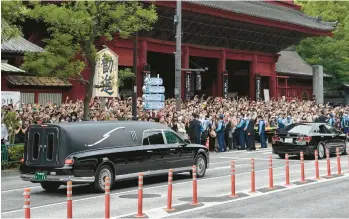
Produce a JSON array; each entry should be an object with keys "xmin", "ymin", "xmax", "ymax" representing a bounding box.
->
[
  {"xmin": 132, "ymin": 32, "xmax": 138, "ymax": 120},
  {"xmin": 175, "ymin": 0, "xmax": 182, "ymax": 112}
]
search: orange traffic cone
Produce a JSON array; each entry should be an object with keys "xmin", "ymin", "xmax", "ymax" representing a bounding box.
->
[{"xmin": 205, "ymin": 137, "xmax": 209, "ymax": 149}]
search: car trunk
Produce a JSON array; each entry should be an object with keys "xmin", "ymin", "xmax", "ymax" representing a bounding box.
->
[
  {"xmin": 26, "ymin": 126, "xmax": 61, "ymax": 168},
  {"xmin": 276, "ymin": 132, "xmax": 303, "ymax": 144}
]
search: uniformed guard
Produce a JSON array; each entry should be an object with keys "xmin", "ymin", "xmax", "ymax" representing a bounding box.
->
[
  {"xmin": 215, "ymin": 114, "xmax": 226, "ymax": 152},
  {"xmin": 341, "ymin": 112, "xmax": 349, "ymax": 134},
  {"xmin": 235, "ymin": 115, "xmax": 246, "ymax": 150},
  {"xmin": 258, "ymin": 115, "xmax": 267, "ymax": 149}
]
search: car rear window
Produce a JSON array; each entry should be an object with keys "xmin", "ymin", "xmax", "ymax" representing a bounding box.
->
[{"xmin": 281, "ymin": 124, "xmax": 313, "ymax": 135}]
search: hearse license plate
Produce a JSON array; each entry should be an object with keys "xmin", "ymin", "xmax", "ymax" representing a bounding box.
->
[
  {"xmin": 34, "ymin": 172, "xmax": 47, "ymax": 180},
  {"xmin": 284, "ymin": 138, "xmax": 293, "ymax": 143}
]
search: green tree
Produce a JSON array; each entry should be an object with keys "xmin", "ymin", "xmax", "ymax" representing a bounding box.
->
[
  {"xmin": 1, "ymin": 0, "xmax": 26, "ymax": 42},
  {"xmin": 296, "ymin": 1, "xmax": 349, "ymax": 92},
  {"xmin": 22, "ymin": 1, "xmax": 157, "ymax": 120}
]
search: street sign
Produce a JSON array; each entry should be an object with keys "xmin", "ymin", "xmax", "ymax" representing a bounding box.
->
[
  {"xmin": 142, "ymin": 86, "xmax": 165, "ymax": 93},
  {"xmin": 143, "ymin": 101, "xmax": 165, "ymax": 110},
  {"xmin": 142, "ymin": 94, "xmax": 165, "ymax": 102},
  {"xmin": 144, "ymin": 77, "xmax": 163, "ymax": 86}
]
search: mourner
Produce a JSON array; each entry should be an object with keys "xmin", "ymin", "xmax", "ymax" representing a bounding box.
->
[{"xmin": 2, "ymin": 95, "xmax": 349, "ymax": 153}]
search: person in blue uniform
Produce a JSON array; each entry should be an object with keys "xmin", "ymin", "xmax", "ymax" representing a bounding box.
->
[
  {"xmin": 258, "ymin": 115, "xmax": 267, "ymax": 148},
  {"xmin": 236, "ymin": 115, "xmax": 246, "ymax": 150},
  {"xmin": 341, "ymin": 112, "xmax": 349, "ymax": 134},
  {"xmin": 277, "ymin": 114, "xmax": 286, "ymax": 129},
  {"xmin": 328, "ymin": 113, "xmax": 335, "ymax": 126},
  {"xmin": 215, "ymin": 114, "xmax": 226, "ymax": 152}
]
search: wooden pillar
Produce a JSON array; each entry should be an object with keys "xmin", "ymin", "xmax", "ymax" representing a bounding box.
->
[
  {"xmin": 216, "ymin": 50, "xmax": 226, "ymax": 97},
  {"xmin": 270, "ymin": 59, "xmax": 277, "ymax": 100},
  {"xmin": 181, "ymin": 47, "xmax": 189, "ymax": 99},
  {"xmin": 249, "ymin": 54, "xmax": 257, "ymax": 100},
  {"xmin": 137, "ymin": 40, "xmax": 147, "ymax": 97}
]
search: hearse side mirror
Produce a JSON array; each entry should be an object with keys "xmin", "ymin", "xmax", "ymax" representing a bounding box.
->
[{"xmin": 184, "ymin": 139, "xmax": 191, "ymax": 144}]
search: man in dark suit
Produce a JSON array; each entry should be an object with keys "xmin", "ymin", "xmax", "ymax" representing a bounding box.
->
[
  {"xmin": 315, "ymin": 110, "xmax": 328, "ymax": 123},
  {"xmin": 245, "ymin": 114, "xmax": 255, "ymax": 151},
  {"xmin": 188, "ymin": 113, "xmax": 202, "ymax": 144}
]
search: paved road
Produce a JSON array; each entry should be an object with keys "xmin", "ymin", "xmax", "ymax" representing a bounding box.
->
[{"xmin": 1, "ymin": 145, "xmax": 348, "ymax": 218}]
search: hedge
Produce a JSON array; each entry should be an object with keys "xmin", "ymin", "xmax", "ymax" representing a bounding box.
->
[{"xmin": 1, "ymin": 144, "xmax": 24, "ymax": 169}]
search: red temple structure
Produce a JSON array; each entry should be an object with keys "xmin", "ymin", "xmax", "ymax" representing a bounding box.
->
[{"xmin": 1, "ymin": 1, "xmax": 336, "ymax": 104}]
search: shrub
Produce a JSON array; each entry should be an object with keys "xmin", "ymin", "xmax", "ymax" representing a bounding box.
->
[{"xmin": 1, "ymin": 144, "xmax": 24, "ymax": 169}]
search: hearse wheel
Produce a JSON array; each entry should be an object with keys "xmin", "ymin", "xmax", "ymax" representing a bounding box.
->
[
  {"xmin": 190, "ymin": 154, "xmax": 207, "ymax": 178},
  {"xmin": 317, "ymin": 143, "xmax": 325, "ymax": 159},
  {"xmin": 94, "ymin": 165, "xmax": 114, "ymax": 193},
  {"xmin": 278, "ymin": 154, "xmax": 285, "ymax": 159},
  {"xmin": 342, "ymin": 140, "xmax": 348, "ymax": 155},
  {"xmin": 40, "ymin": 182, "xmax": 61, "ymax": 192}
]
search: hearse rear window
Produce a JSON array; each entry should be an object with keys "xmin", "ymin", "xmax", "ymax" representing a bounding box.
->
[
  {"xmin": 143, "ymin": 131, "xmax": 165, "ymax": 145},
  {"xmin": 32, "ymin": 133, "xmax": 40, "ymax": 160},
  {"xmin": 47, "ymin": 133, "xmax": 54, "ymax": 160}
]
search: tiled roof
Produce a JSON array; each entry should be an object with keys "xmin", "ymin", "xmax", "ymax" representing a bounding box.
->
[
  {"xmin": 276, "ymin": 48, "xmax": 332, "ymax": 78},
  {"xmin": 7, "ymin": 75, "xmax": 72, "ymax": 87},
  {"xmin": 1, "ymin": 63, "xmax": 25, "ymax": 73},
  {"xmin": 1, "ymin": 36, "xmax": 44, "ymax": 54},
  {"xmin": 188, "ymin": 1, "xmax": 336, "ymax": 31}
]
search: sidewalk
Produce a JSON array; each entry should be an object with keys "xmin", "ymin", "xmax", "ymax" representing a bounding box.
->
[{"xmin": 1, "ymin": 169, "xmax": 20, "ymax": 177}]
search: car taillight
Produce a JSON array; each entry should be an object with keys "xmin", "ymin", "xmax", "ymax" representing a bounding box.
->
[
  {"xmin": 272, "ymin": 136, "xmax": 281, "ymax": 143},
  {"xmin": 65, "ymin": 159, "xmax": 74, "ymax": 165},
  {"xmin": 304, "ymin": 136, "xmax": 312, "ymax": 142},
  {"xmin": 297, "ymin": 136, "xmax": 312, "ymax": 143}
]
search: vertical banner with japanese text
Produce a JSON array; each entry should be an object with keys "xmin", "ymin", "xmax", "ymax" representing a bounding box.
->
[
  {"xmin": 256, "ymin": 74, "xmax": 261, "ymax": 101},
  {"xmin": 185, "ymin": 72, "xmax": 192, "ymax": 100},
  {"xmin": 223, "ymin": 71, "xmax": 228, "ymax": 99},
  {"xmin": 92, "ymin": 47, "xmax": 119, "ymax": 97}
]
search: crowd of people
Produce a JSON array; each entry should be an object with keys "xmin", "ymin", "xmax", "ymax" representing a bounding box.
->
[{"xmin": 1, "ymin": 95, "xmax": 349, "ymax": 151}]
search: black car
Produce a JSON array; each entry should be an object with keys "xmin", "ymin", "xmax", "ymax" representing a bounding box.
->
[
  {"xmin": 20, "ymin": 121, "xmax": 209, "ymax": 192},
  {"xmin": 272, "ymin": 123, "xmax": 348, "ymax": 159}
]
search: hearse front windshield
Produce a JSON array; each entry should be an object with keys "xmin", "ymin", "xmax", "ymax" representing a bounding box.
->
[{"xmin": 281, "ymin": 124, "xmax": 313, "ymax": 135}]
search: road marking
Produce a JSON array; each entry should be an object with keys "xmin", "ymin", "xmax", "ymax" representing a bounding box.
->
[
  {"xmin": 114, "ymin": 169, "xmax": 349, "ymax": 219},
  {"xmin": 159, "ymin": 173, "xmax": 349, "ymax": 218},
  {"xmin": 1, "ymin": 160, "xmax": 332, "ymax": 215},
  {"xmin": 1, "ymin": 186, "xmax": 42, "ymax": 193}
]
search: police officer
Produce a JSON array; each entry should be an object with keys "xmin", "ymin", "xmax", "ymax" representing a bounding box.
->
[
  {"xmin": 258, "ymin": 115, "xmax": 267, "ymax": 149},
  {"xmin": 341, "ymin": 112, "xmax": 349, "ymax": 134},
  {"xmin": 215, "ymin": 114, "xmax": 226, "ymax": 152}
]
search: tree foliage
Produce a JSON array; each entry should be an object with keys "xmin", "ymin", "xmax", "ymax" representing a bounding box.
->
[
  {"xmin": 1, "ymin": 0, "xmax": 26, "ymax": 42},
  {"xmin": 22, "ymin": 1, "xmax": 158, "ymax": 119},
  {"xmin": 296, "ymin": 1, "xmax": 349, "ymax": 92}
]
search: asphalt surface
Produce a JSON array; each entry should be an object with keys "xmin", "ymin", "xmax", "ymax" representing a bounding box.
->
[{"xmin": 2, "ymin": 145, "xmax": 349, "ymax": 218}]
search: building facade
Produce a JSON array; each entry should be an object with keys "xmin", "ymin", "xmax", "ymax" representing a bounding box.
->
[{"xmin": 1, "ymin": 1, "xmax": 336, "ymax": 104}]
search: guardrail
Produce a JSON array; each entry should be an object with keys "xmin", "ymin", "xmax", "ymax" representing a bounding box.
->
[{"xmin": 1, "ymin": 144, "xmax": 24, "ymax": 170}]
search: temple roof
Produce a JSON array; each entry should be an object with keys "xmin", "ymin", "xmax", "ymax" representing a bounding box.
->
[
  {"xmin": 1, "ymin": 36, "xmax": 44, "ymax": 54},
  {"xmin": 7, "ymin": 75, "xmax": 72, "ymax": 87},
  {"xmin": 1, "ymin": 62, "xmax": 25, "ymax": 73},
  {"xmin": 188, "ymin": 1, "xmax": 336, "ymax": 31},
  {"xmin": 276, "ymin": 47, "xmax": 332, "ymax": 77}
]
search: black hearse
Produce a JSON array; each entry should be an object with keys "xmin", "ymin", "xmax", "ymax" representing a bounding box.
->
[{"xmin": 20, "ymin": 121, "xmax": 209, "ymax": 192}]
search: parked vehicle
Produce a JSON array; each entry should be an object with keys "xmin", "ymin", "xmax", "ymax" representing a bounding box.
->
[
  {"xmin": 272, "ymin": 123, "xmax": 348, "ymax": 159},
  {"xmin": 20, "ymin": 121, "xmax": 209, "ymax": 192}
]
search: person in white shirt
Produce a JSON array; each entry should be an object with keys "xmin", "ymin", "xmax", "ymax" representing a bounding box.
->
[{"xmin": 1, "ymin": 122, "xmax": 9, "ymax": 145}]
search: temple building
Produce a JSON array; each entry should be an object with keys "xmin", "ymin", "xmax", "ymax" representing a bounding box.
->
[{"xmin": 1, "ymin": 1, "xmax": 336, "ymax": 104}]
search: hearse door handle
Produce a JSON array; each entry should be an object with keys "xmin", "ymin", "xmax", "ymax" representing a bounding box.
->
[
  {"xmin": 170, "ymin": 149, "xmax": 176, "ymax": 151},
  {"xmin": 147, "ymin": 150, "xmax": 153, "ymax": 153}
]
